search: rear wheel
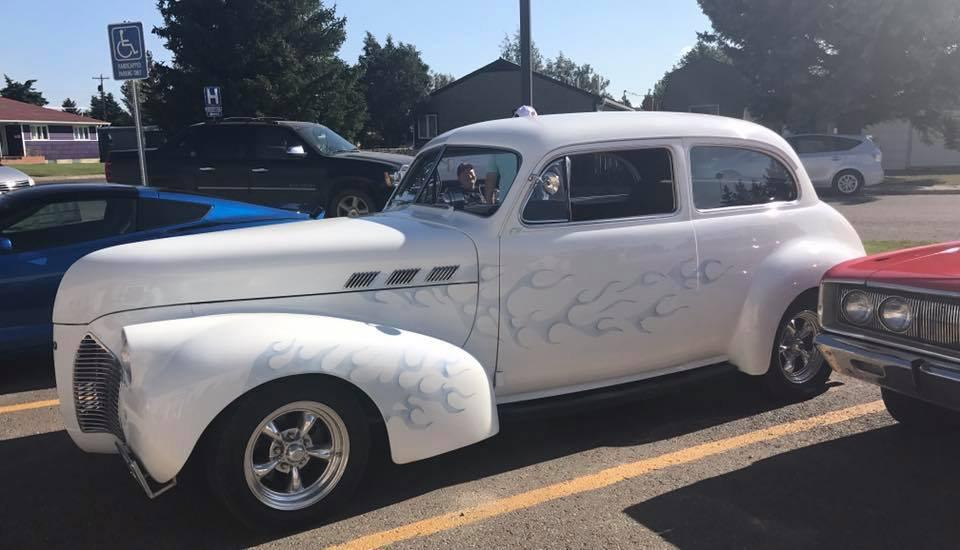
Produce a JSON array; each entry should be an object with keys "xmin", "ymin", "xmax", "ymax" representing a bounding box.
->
[
  {"xmin": 832, "ymin": 170, "xmax": 864, "ymax": 196},
  {"xmin": 881, "ymin": 387, "xmax": 960, "ymax": 430},
  {"xmin": 328, "ymin": 188, "xmax": 375, "ymax": 218},
  {"xmin": 205, "ymin": 379, "xmax": 370, "ymax": 528},
  {"xmin": 765, "ymin": 292, "xmax": 830, "ymax": 398}
]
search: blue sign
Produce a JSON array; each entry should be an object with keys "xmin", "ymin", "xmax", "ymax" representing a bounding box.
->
[
  {"xmin": 204, "ymin": 86, "xmax": 223, "ymax": 118},
  {"xmin": 108, "ymin": 22, "xmax": 148, "ymax": 80}
]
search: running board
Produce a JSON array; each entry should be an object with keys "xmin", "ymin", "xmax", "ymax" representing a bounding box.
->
[{"xmin": 498, "ymin": 363, "xmax": 738, "ymax": 420}]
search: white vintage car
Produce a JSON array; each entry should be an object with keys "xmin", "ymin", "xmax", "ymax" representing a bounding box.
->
[{"xmin": 53, "ymin": 112, "xmax": 864, "ymax": 525}]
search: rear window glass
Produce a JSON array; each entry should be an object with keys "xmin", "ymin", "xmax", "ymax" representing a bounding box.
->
[{"xmin": 691, "ymin": 146, "xmax": 798, "ymax": 209}]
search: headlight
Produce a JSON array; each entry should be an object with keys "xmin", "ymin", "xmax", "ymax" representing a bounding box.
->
[
  {"xmin": 842, "ymin": 291, "xmax": 874, "ymax": 325},
  {"xmin": 879, "ymin": 297, "xmax": 913, "ymax": 333}
]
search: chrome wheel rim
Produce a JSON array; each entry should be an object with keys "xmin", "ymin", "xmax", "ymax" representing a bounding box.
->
[
  {"xmin": 336, "ymin": 195, "xmax": 370, "ymax": 217},
  {"xmin": 837, "ymin": 174, "xmax": 860, "ymax": 194},
  {"xmin": 778, "ymin": 310, "xmax": 824, "ymax": 384},
  {"xmin": 243, "ymin": 401, "xmax": 349, "ymax": 511}
]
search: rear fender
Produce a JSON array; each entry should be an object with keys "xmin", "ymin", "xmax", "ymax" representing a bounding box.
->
[{"xmin": 118, "ymin": 313, "xmax": 497, "ymax": 483}]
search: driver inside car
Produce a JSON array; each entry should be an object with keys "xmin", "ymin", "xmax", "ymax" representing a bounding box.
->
[{"xmin": 443, "ymin": 162, "xmax": 487, "ymax": 207}]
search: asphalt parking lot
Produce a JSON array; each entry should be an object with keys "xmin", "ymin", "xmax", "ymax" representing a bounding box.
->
[{"xmin": 1, "ymin": 185, "xmax": 957, "ymax": 549}]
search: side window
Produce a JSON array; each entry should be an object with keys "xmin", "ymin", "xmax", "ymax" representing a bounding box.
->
[
  {"xmin": 137, "ymin": 198, "xmax": 211, "ymax": 231},
  {"xmin": 197, "ymin": 126, "xmax": 251, "ymax": 162},
  {"xmin": 691, "ymin": 146, "xmax": 798, "ymax": 209},
  {"xmin": 389, "ymin": 147, "xmax": 442, "ymax": 206},
  {"xmin": 255, "ymin": 127, "xmax": 304, "ymax": 160},
  {"xmin": 827, "ymin": 137, "xmax": 862, "ymax": 152},
  {"xmin": 788, "ymin": 137, "xmax": 828, "ymax": 155},
  {"xmin": 0, "ymin": 198, "xmax": 136, "ymax": 252},
  {"xmin": 521, "ymin": 148, "xmax": 676, "ymax": 224}
]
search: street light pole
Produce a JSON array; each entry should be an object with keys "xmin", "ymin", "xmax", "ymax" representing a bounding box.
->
[{"xmin": 520, "ymin": 0, "xmax": 532, "ymax": 107}]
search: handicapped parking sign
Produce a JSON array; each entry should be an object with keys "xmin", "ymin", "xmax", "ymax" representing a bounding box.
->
[{"xmin": 108, "ymin": 22, "xmax": 148, "ymax": 80}]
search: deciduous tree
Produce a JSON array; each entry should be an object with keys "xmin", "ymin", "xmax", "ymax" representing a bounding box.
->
[
  {"xmin": 499, "ymin": 32, "xmax": 611, "ymax": 96},
  {"xmin": 358, "ymin": 33, "xmax": 431, "ymax": 147}
]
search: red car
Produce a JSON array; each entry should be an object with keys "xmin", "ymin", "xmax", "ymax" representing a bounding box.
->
[{"xmin": 817, "ymin": 242, "xmax": 960, "ymax": 427}]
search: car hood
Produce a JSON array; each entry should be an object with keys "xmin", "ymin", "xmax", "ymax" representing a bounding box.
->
[
  {"xmin": 53, "ymin": 214, "xmax": 478, "ymax": 324},
  {"xmin": 334, "ymin": 150, "xmax": 412, "ymax": 167},
  {"xmin": 0, "ymin": 165, "xmax": 30, "ymax": 183},
  {"xmin": 825, "ymin": 241, "xmax": 960, "ymax": 292}
]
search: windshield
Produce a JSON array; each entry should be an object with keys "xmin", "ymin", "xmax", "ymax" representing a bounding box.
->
[
  {"xmin": 295, "ymin": 124, "xmax": 359, "ymax": 155},
  {"xmin": 387, "ymin": 146, "xmax": 520, "ymax": 217}
]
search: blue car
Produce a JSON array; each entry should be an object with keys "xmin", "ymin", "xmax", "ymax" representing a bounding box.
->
[{"xmin": 0, "ymin": 184, "xmax": 311, "ymax": 356}]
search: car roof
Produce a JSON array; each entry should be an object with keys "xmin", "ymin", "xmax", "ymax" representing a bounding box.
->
[
  {"xmin": 787, "ymin": 133, "xmax": 867, "ymax": 140},
  {"xmin": 428, "ymin": 111, "xmax": 795, "ymax": 161},
  {"xmin": 0, "ymin": 183, "xmax": 140, "ymax": 203}
]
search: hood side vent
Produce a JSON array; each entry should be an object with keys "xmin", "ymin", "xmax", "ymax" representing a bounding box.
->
[
  {"xmin": 345, "ymin": 271, "xmax": 380, "ymax": 289},
  {"xmin": 386, "ymin": 268, "xmax": 420, "ymax": 286},
  {"xmin": 426, "ymin": 265, "xmax": 459, "ymax": 283}
]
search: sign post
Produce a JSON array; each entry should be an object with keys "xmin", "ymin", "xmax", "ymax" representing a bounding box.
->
[
  {"xmin": 107, "ymin": 21, "xmax": 149, "ymax": 186},
  {"xmin": 204, "ymin": 86, "xmax": 223, "ymax": 119}
]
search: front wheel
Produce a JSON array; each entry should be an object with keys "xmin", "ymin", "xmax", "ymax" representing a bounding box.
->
[
  {"xmin": 765, "ymin": 293, "xmax": 830, "ymax": 399},
  {"xmin": 881, "ymin": 387, "xmax": 960, "ymax": 430},
  {"xmin": 328, "ymin": 188, "xmax": 375, "ymax": 218},
  {"xmin": 205, "ymin": 379, "xmax": 370, "ymax": 527}
]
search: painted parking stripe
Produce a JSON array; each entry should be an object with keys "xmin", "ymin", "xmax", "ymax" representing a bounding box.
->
[
  {"xmin": 0, "ymin": 399, "xmax": 60, "ymax": 415},
  {"xmin": 329, "ymin": 400, "xmax": 885, "ymax": 550}
]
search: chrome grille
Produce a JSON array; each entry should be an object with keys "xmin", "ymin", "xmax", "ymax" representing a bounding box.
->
[
  {"xmin": 344, "ymin": 271, "xmax": 379, "ymax": 289},
  {"xmin": 0, "ymin": 180, "xmax": 31, "ymax": 194},
  {"xmin": 385, "ymin": 268, "xmax": 420, "ymax": 286},
  {"xmin": 833, "ymin": 286, "xmax": 960, "ymax": 355},
  {"xmin": 73, "ymin": 335, "xmax": 124, "ymax": 440},
  {"xmin": 426, "ymin": 265, "xmax": 459, "ymax": 283}
]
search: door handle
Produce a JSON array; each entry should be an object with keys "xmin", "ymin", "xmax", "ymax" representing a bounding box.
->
[
  {"xmin": 251, "ymin": 168, "xmax": 269, "ymax": 173},
  {"xmin": 831, "ymin": 156, "xmax": 841, "ymax": 161},
  {"xmin": 198, "ymin": 167, "xmax": 216, "ymax": 172}
]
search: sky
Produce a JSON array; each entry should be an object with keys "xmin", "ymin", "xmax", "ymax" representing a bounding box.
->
[{"xmin": 0, "ymin": 0, "xmax": 711, "ymax": 112}]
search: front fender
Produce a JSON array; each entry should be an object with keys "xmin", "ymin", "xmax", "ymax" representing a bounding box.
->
[
  {"xmin": 118, "ymin": 313, "xmax": 498, "ymax": 483},
  {"xmin": 728, "ymin": 236, "xmax": 865, "ymax": 375}
]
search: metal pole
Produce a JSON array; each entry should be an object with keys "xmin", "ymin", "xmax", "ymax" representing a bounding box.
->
[
  {"xmin": 132, "ymin": 81, "xmax": 149, "ymax": 186},
  {"xmin": 520, "ymin": 0, "xmax": 532, "ymax": 107}
]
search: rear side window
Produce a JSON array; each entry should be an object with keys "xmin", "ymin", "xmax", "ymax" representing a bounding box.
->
[
  {"xmin": 138, "ymin": 198, "xmax": 211, "ymax": 230},
  {"xmin": 523, "ymin": 148, "xmax": 676, "ymax": 223},
  {"xmin": 255, "ymin": 127, "xmax": 305, "ymax": 160},
  {"xmin": 691, "ymin": 146, "xmax": 798, "ymax": 209},
  {"xmin": 0, "ymin": 198, "xmax": 136, "ymax": 252},
  {"xmin": 828, "ymin": 137, "xmax": 863, "ymax": 151}
]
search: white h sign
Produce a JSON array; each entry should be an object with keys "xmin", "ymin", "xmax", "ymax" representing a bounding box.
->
[{"xmin": 204, "ymin": 86, "xmax": 223, "ymax": 118}]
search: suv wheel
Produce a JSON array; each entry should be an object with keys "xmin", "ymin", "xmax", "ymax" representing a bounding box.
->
[
  {"xmin": 765, "ymin": 292, "xmax": 830, "ymax": 399},
  {"xmin": 832, "ymin": 170, "xmax": 864, "ymax": 196},
  {"xmin": 205, "ymin": 378, "xmax": 370, "ymax": 527},
  {"xmin": 329, "ymin": 189, "xmax": 374, "ymax": 218}
]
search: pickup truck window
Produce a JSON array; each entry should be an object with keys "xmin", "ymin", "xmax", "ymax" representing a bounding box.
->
[{"xmin": 691, "ymin": 146, "xmax": 798, "ymax": 209}]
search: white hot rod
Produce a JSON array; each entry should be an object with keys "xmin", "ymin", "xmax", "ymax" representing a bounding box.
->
[{"xmin": 53, "ymin": 112, "xmax": 864, "ymax": 524}]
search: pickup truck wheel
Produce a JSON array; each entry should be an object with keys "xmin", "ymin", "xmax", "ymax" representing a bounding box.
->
[
  {"xmin": 205, "ymin": 379, "xmax": 370, "ymax": 527},
  {"xmin": 329, "ymin": 188, "xmax": 374, "ymax": 218},
  {"xmin": 765, "ymin": 295, "xmax": 830, "ymax": 399},
  {"xmin": 881, "ymin": 387, "xmax": 960, "ymax": 430}
]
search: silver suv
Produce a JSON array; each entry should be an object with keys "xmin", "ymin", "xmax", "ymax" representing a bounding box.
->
[{"xmin": 786, "ymin": 134, "xmax": 885, "ymax": 196}]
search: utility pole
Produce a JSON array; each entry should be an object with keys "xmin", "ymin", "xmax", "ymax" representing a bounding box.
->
[
  {"xmin": 92, "ymin": 74, "xmax": 108, "ymax": 121},
  {"xmin": 519, "ymin": 0, "xmax": 532, "ymax": 107}
]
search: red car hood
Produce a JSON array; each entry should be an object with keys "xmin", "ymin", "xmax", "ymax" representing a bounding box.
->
[{"xmin": 826, "ymin": 241, "xmax": 960, "ymax": 292}]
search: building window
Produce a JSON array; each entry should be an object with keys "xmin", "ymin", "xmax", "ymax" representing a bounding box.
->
[
  {"xmin": 689, "ymin": 104, "xmax": 720, "ymax": 115},
  {"xmin": 29, "ymin": 125, "xmax": 50, "ymax": 140},
  {"xmin": 73, "ymin": 126, "xmax": 92, "ymax": 140},
  {"xmin": 418, "ymin": 114, "xmax": 438, "ymax": 140}
]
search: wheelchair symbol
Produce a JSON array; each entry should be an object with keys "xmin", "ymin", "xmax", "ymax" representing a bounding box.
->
[{"xmin": 113, "ymin": 28, "xmax": 141, "ymax": 60}]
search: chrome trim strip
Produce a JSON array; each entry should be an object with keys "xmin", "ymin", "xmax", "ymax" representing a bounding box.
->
[
  {"xmin": 822, "ymin": 326, "xmax": 960, "ymax": 364},
  {"xmin": 866, "ymin": 281, "xmax": 960, "ymax": 300},
  {"xmin": 197, "ymin": 186, "xmax": 246, "ymax": 191}
]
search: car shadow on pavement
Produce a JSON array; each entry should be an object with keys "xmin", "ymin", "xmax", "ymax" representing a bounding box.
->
[
  {"xmin": 0, "ymin": 372, "xmax": 806, "ymax": 548},
  {"xmin": 0, "ymin": 352, "xmax": 56, "ymax": 394},
  {"xmin": 624, "ymin": 424, "xmax": 960, "ymax": 550}
]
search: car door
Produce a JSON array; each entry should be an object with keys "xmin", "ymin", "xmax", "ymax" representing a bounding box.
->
[
  {"xmin": 0, "ymin": 195, "xmax": 137, "ymax": 351},
  {"xmin": 788, "ymin": 136, "xmax": 836, "ymax": 186},
  {"xmin": 496, "ymin": 141, "xmax": 699, "ymax": 398},
  {"xmin": 193, "ymin": 125, "xmax": 255, "ymax": 203},
  {"xmin": 250, "ymin": 126, "xmax": 320, "ymax": 211}
]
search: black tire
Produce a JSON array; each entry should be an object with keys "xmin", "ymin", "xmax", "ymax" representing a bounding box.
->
[
  {"xmin": 327, "ymin": 187, "xmax": 375, "ymax": 218},
  {"xmin": 205, "ymin": 378, "xmax": 370, "ymax": 529},
  {"xmin": 881, "ymin": 387, "xmax": 960, "ymax": 430},
  {"xmin": 764, "ymin": 291, "xmax": 831, "ymax": 399},
  {"xmin": 832, "ymin": 169, "xmax": 864, "ymax": 196}
]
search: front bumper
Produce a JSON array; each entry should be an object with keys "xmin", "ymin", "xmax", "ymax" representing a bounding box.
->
[{"xmin": 816, "ymin": 332, "xmax": 960, "ymax": 412}]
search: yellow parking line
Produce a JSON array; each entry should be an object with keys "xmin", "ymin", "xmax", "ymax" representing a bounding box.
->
[
  {"xmin": 0, "ymin": 399, "xmax": 60, "ymax": 415},
  {"xmin": 329, "ymin": 400, "xmax": 885, "ymax": 550}
]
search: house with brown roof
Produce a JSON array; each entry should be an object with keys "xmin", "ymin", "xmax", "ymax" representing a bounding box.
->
[{"xmin": 0, "ymin": 97, "xmax": 108, "ymax": 162}]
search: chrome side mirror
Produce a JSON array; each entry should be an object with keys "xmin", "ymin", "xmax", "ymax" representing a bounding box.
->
[
  {"xmin": 286, "ymin": 145, "xmax": 307, "ymax": 157},
  {"xmin": 539, "ymin": 170, "xmax": 562, "ymax": 196}
]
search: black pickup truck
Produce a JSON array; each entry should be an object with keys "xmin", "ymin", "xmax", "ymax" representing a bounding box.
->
[{"xmin": 106, "ymin": 118, "xmax": 412, "ymax": 217}]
